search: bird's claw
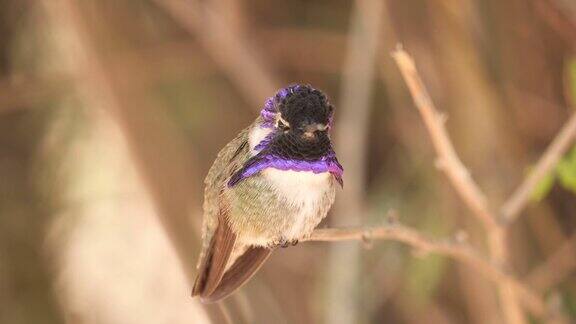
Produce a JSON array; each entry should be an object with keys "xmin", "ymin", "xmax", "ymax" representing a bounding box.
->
[{"xmin": 276, "ymin": 239, "xmax": 298, "ymax": 248}]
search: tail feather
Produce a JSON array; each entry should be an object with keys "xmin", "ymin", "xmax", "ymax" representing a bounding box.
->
[
  {"xmin": 192, "ymin": 213, "xmax": 236, "ymax": 298},
  {"xmin": 200, "ymin": 246, "xmax": 272, "ymax": 303},
  {"xmin": 192, "ymin": 213, "xmax": 273, "ymax": 303}
]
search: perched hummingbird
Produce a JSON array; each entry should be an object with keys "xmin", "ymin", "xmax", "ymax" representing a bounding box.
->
[{"xmin": 192, "ymin": 84, "xmax": 343, "ymax": 302}]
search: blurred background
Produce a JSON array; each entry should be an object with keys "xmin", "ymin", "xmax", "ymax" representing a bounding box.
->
[{"xmin": 1, "ymin": 0, "xmax": 576, "ymax": 323}]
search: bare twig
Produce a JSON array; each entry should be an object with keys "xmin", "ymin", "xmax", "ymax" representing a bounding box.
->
[
  {"xmin": 392, "ymin": 48, "xmax": 544, "ymax": 322},
  {"xmin": 305, "ymin": 223, "xmax": 543, "ymax": 316},
  {"xmin": 501, "ymin": 113, "xmax": 576, "ymax": 223},
  {"xmin": 391, "ymin": 47, "xmax": 499, "ymax": 231}
]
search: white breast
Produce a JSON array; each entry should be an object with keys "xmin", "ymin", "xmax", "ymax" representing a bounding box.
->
[
  {"xmin": 263, "ymin": 169, "xmax": 332, "ymax": 240},
  {"xmin": 248, "ymin": 123, "xmax": 334, "ymax": 240}
]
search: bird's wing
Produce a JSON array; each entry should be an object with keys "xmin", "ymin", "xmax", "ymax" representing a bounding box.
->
[
  {"xmin": 191, "ymin": 210, "xmax": 236, "ymax": 298},
  {"xmin": 200, "ymin": 246, "xmax": 271, "ymax": 303},
  {"xmin": 193, "ymin": 121, "xmax": 273, "ymax": 302},
  {"xmin": 192, "ymin": 206, "xmax": 272, "ymax": 303}
]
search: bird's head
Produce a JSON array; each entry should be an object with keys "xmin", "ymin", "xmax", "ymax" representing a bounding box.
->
[
  {"xmin": 230, "ymin": 84, "xmax": 343, "ymax": 187},
  {"xmin": 262, "ymin": 84, "xmax": 334, "ymax": 142}
]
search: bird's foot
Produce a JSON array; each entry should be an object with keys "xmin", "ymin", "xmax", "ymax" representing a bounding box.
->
[{"xmin": 275, "ymin": 238, "xmax": 298, "ymax": 248}]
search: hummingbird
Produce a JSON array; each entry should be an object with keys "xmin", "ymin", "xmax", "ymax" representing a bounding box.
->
[{"xmin": 192, "ymin": 84, "xmax": 343, "ymax": 303}]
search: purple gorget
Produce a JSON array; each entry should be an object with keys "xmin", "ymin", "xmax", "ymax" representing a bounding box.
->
[{"xmin": 227, "ymin": 150, "xmax": 343, "ymax": 188}]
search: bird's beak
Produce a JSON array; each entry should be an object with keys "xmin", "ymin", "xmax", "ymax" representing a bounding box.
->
[
  {"xmin": 302, "ymin": 125, "xmax": 317, "ymax": 140},
  {"xmin": 302, "ymin": 123, "xmax": 327, "ymax": 140}
]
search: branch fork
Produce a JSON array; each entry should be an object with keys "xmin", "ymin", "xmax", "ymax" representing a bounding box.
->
[{"xmin": 387, "ymin": 46, "xmax": 576, "ymax": 322}]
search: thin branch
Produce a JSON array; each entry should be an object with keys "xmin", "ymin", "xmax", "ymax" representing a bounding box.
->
[
  {"xmin": 501, "ymin": 113, "xmax": 576, "ymax": 223},
  {"xmin": 391, "ymin": 47, "xmax": 499, "ymax": 231},
  {"xmin": 305, "ymin": 223, "xmax": 544, "ymax": 316},
  {"xmin": 392, "ymin": 47, "xmax": 544, "ymax": 322}
]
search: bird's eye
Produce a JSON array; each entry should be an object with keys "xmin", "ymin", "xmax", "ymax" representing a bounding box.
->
[
  {"xmin": 278, "ymin": 121, "xmax": 290, "ymax": 131},
  {"xmin": 277, "ymin": 117, "xmax": 290, "ymax": 130}
]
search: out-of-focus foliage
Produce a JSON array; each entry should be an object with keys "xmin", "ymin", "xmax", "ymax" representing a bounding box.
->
[
  {"xmin": 533, "ymin": 58, "xmax": 576, "ymax": 201},
  {"xmin": 557, "ymin": 146, "xmax": 576, "ymax": 194},
  {"xmin": 532, "ymin": 146, "xmax": 576, "ymax": 200},
  {"xmin": 531, "ymin": 170, "xmax": 556, "ymax": 201}
]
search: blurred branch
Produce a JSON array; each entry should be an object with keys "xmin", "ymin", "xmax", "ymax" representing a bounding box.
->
[
  {"xmin": 326, "ymin": 0, "xmax": 384, "ymax": 323},
  {"xmin": 39, "ymin": 0, "xmax": 233, "ymax": 322},
  {"xmin": 392, "ymin": 47, "xmax": 546, "ymax": 322},
  {"xmin": 151, "ymin": 0, "xmax": 280, "ymax": 110},
  {"xmin": 40, "ymin": 0, "xmax": 199, "ymax": 276},
  {"xmin": 528, "ymin": 232, "xmax": 576, "ymax": 292},
  {"xmin": 548, "ymin": 0, "xmax": 576, "ymax": 25},
  {"xmin": 306, "ymin": 221, "xmax": 542, "ymax": 316},
  {"xmin": 0, "ymin": 28, "xmax": 354, "ymax": 115},
  {"xmin": 536, "ymin": 0, "xmax": 576, "ymax": 49},
  {"xmin": 501, "ymin": 113, "xmax": 576, "ymax": 223},
  {"xmin": 0, "ymin": 75, "xmax": 70, "ymax": 113},
  {"xmin": 259, "ymin": 29, "xmax": 346, "ymax": 73}
]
